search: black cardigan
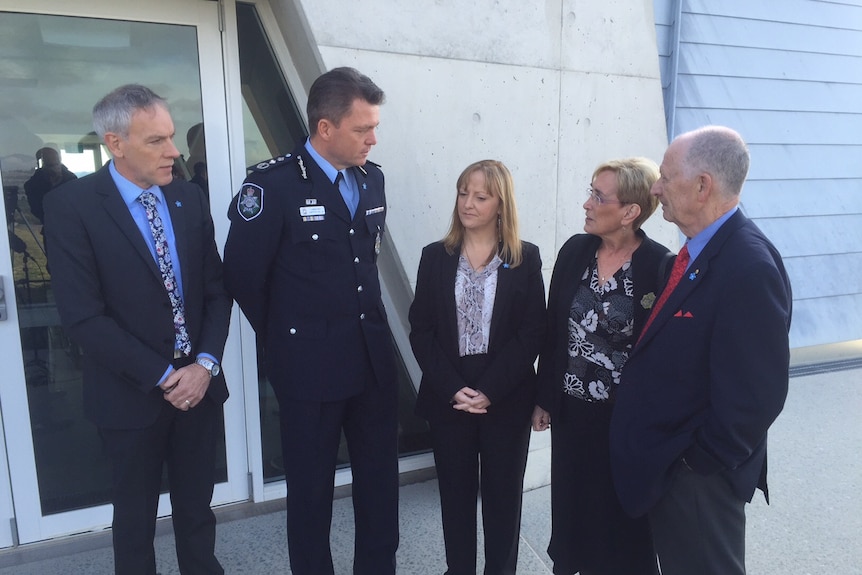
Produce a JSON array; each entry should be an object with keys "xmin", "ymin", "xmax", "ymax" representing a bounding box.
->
[{"xmin": 535, "ymin": 230, "xmax": 672, "ymax": 415}]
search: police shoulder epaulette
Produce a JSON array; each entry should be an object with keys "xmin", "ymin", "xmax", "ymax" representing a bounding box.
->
[{"xmin": 249, "ymin": 154, "xmax": 292, "ymax": 173}]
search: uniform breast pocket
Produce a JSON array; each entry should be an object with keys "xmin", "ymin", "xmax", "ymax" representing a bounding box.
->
[
  {"xmin": 287, "ymin": 220, "xmax": 338, "ymax": 272},
  {"xmin": 365, "ymin": 213, "xmax": 385, "ymax": 260}
]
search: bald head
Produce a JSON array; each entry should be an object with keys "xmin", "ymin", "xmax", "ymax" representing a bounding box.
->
[{"xmin": 677, "ymin": 126, "xmax": 750, "ymax": 198}]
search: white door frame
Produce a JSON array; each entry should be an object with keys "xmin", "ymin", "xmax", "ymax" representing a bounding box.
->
[{"xmin": 0, "ymin": 0, "xmax": 249, "ymax": 545}]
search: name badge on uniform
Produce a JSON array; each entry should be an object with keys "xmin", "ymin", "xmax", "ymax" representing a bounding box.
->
[
  {"xmin": 366, "ymin": 206, "xmax": 384, "ymax": 216},
  {"xmin": 300, "ymin": 205, "xmax": 325, "ymax": 222}
]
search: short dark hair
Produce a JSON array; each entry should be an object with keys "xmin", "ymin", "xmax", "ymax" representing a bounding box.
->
[
  {"xmin": 93, "ymin": 84, "xmax": 168, "ymax": 139},
  {"xmin": 307, "ymin": 67, "xmax": 384, "ymax": 136}
]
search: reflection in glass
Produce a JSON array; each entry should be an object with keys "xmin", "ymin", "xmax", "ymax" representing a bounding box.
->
[
  {"xmin": 0, "ymin": 12, "xmax": 225, "ymax": 514},
  {"xmin": 234, "ymin": 2, "xmax": 431, "ymax": 482}
]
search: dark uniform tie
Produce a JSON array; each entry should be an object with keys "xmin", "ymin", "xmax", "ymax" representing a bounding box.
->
[{"xmin": 138, "ymin": 191, "xmax": 192, "ymax": 356}]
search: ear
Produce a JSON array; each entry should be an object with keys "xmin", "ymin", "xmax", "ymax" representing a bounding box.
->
[
  {"xmin": 622, "ymin": 202, "xmax": 641, "ymax": 227},
  {"xmin": 316, "ymin": 118, "xmax": 334, "ymax": 141},
  {"xmin": 103, "ymin": 132, "xmax": 123, "ymax": 157},
  {"xmin": 696, "ymin": 173, "xmax": 714, "ymax": 203}
]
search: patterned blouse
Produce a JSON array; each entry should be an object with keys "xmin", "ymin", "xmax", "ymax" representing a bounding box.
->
[
  {"xmin": 455, "ymin": 253, "xmax": 503, "ymax": 357},
  {"xmin": 563, "ymin": 255, "xmax": 635, "ymax": 403}
]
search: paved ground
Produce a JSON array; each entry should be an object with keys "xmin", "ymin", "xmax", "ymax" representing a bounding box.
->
[{"xmin": 1, "ymin": 364, "xmax": 860, "ymax": 574}]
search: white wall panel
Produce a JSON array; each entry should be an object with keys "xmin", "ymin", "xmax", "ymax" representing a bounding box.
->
[
  {"xmin": 685, "ymin": 0, "xmax": 862, "ymax": 28},
  {"xmin": 678, "ymin": 43, "xmax": 862, "ymax": 83},
  {"xmin": 741, "ymin": 180, "xmax": 862, "ymax": 219},
  {"xmin": 681, "ymin": 12, "xmax": 862, "ymax": 55},
  {"xmin": 675, "ymin": 76, "xmax": 862, "ymax": 113}
]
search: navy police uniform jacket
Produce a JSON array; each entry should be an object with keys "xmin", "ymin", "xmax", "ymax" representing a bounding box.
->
[{"xmin": 223, "ymin": 146, "xmax": 396, "ymax": 401}]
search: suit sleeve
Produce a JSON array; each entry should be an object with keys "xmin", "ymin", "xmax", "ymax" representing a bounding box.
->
[
  {"xmin": 408, "ymin": 245, "xmax": 469, "ymax": 402},
  {"xmin": 683, "ymin": 255, "xmax": 791, "ymax": 474},
  {"xmin": 223, "ymin": 178, "xmax": 282, "ymax": 335},
  {"xmin": 474, "ymin": 244, "xmax": 546, "ymax": 403},
  {"xmin": 44, "ymin": 187, "xmax": 169, "ymax": 392}
]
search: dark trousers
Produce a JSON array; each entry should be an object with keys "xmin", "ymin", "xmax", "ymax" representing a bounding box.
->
[
  {"xmin": 100, "ymin": 397, "xmax": 223, "ymax": 575},
  {"xmin": 648, "ymin": 466, "xmax": 746, "ymax": 575},
  {"xmin": 277, "ymin": 378, "xmax": 400, "ymax": 575},
  {"xmin": 429, "ymin": 409, "xmax": 531, "ymax": 575}
]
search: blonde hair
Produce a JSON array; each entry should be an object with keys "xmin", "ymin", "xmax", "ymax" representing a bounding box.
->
[
  {"xmin": 443, "ymin": 159, "xmax": 523, "ymax": 267},
  {"xmin": 591, "ymin": 157, "xmax": 660, "ymax": 230}
]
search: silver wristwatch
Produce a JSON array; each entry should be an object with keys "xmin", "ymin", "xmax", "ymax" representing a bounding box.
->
[{"xmin": 195, "ymin": 357, "xmax": 221, "ymax": 377}]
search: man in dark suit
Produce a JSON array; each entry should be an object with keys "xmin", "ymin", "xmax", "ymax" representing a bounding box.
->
[
  {"xmin": 44, "ymin": 84, "xmax": 230, "ymax": 575},
  {"xmin": 610, "ymin": 126, "xmax": 792, "ymax": 575},
  {"xmin": 222, "ymin": 67, "xmax": 398, "ymax": 575}
]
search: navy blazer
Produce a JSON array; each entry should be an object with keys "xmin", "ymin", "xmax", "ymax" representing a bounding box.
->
[
  {"xmin": 409, "ymin": 241, "xmax": 546, "ymax": 422},
  {"xmin": 44, "ymin": 165, "xmax": 231, "ymax": 429},
  {"xmin": 535, "ymin": 230, "xmax": 672, "ymax": 415},
  {"xmin": 223, "ymin": 146, "xmax": 396, "ymax": 401},
  {"xmin": 610, "ymin": 210, "xmax": 792, "ymax": 517}
]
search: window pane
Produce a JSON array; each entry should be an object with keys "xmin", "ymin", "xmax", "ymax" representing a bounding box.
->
[{"xmin": 0, "ymin": 11, "xmax": 226, "ymax": 514}]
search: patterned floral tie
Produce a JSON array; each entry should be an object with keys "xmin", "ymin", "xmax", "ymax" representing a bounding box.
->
[
  {"xmin": 637, "ymin": 243, "xmax": 690, "ymax": 345},
  {"xmin": 138, "ymin": 191, "xmax": 192, "ymax": 356}
]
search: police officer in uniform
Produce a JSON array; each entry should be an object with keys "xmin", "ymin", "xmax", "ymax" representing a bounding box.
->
[{"xmin": 223, "ymin": 67, "xmax": 398, "ymax": 575}]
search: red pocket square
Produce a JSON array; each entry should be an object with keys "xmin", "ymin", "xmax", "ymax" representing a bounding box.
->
[{"xmin": 674, "ymin": 310, "xmax": 695, "ymax": 318}]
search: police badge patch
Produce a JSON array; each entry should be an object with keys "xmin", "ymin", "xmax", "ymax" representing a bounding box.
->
[{"xmin": 237, "ymin": 184, "xmax": 264, "ymax": 221}]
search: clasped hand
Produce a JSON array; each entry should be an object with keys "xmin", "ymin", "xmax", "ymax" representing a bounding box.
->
[
  {"xmin": 451, "ymin": 387, "xmax": 490, "ymax": 414},
  {"xmin": 160, "ymin": 363, "xmax": 211, "ymax": 411}
]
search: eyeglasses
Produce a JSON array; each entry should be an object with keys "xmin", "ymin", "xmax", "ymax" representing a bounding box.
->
[{"xmin": 586, "ymin": 188, "xmax": 622, "ymax": 206}]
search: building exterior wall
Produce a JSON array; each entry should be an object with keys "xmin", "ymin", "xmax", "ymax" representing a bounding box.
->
[{"xmin": 655, "ymin": 0, "xmax": 862, "ymax": 348}]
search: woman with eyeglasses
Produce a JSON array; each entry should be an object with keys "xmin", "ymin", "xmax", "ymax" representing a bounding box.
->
[
  {"xmin": 409, "ymin": 159, "xmax": 545, "ymax": 574},
  {"xmin": 532, "ymin": 157, "xmax": 670, "ymax": 575}
]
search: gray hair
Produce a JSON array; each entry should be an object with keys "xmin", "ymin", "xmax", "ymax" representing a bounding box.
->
[
  {"xmin": 683, "ymin": 126, "xmax": 750, "ymax": 196},
  {"xmin": 92, "ymin": 84, "xmax": 168, "ymax": 139}
]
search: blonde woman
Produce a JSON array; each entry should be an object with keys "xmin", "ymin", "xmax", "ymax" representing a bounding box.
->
[
  {"xmin": 532, "ymin": 158, "xmax": 670, "ymax": 575},
  {"xmin": 409, "ymin": 160, "xmax": 545, "ymax": 574}
]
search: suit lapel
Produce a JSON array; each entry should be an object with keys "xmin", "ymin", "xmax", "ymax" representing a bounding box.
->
[
  {"xmin": 635, "ymin": 210, "xmax": 749, "ymax": 351},
  {"xmin": 163, "ymin": 183, "xmax": 189, "ymax": 291},
  {"xmin": 488, "ymin": 253, "xmax": 512, "ymax": 349},
  {"xmin": 96, "ymin": 169, "xmax": 161, "ymax": 280}
]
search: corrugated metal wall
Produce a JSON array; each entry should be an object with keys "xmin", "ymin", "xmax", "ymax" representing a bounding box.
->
[{"xmin": 654, "ymin": 0, "xmax": 862, "ymax": 348}]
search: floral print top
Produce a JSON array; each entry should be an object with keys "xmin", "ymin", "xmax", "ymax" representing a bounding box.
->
[
  {"xmin": 455, "ymin": 253, "xmax": 502, "ymax": 357},
  {"xmin": 563, "ymin": 255, "xmax": 635, "ymax": 403}
]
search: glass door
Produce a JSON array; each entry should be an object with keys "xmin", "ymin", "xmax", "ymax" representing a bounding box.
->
[{"xmin": 0, "ymin": 0, "xmax": 247, "ymax": 545}]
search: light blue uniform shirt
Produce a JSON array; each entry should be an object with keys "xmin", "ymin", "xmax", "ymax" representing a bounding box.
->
[{"xmin": 304, "ymin": 138, "xmax": 360, "ymax": 217}]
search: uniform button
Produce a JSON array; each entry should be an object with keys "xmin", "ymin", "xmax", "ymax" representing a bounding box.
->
[
  {"xmin": 357, "ymin": 285, "xmax": 363, "ymax": 292},
  {"xmin": 289, "ymin": 328, "xmax": 297, "ymax": 335},
  {"xmin": 311, "ymin": 234, "xmax": 319, "ymax": 240},
  {"xmin": 348, "ymin": 228, "xmax": 355, "ymax": 235},
  {"xmin": 359, "ymin": 313, "xmax": 366, "ymax": 320},
  {"xmin": 354, "ymin": 257, "xmax": 360, "ymax": 264}
]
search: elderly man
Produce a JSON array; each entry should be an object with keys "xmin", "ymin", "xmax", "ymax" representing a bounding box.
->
[{"xmin": 610, "ymin": 126, "xmax": 792, "ymax": 575}]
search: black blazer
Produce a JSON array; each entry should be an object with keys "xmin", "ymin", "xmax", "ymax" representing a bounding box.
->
[
  {"xmin": 610, "ymin": 210, "xmax": 793, "ymax": 517},
  {"xmin": 409, "ymin": 241, "xmax": 546, "ymax": 422},
  {"xmin": 223, "ymin": 146, "xmax": 396, "ymax": 401},
  {"xmin": 536, "ymin": 230, "xmax": 671, "ymax": 416},
  {"xmin": 44, "ymin": 165, "xmax": 231, "ymax": 429}
]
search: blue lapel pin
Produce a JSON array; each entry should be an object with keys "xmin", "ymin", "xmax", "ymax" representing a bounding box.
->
[
  {"xmin": 689, "ymin": 269, "xmax": 699, "ymax": 280},
  {"xmin": 175, "ymin": 201, "xmax": 182, "ymax": 207}
]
